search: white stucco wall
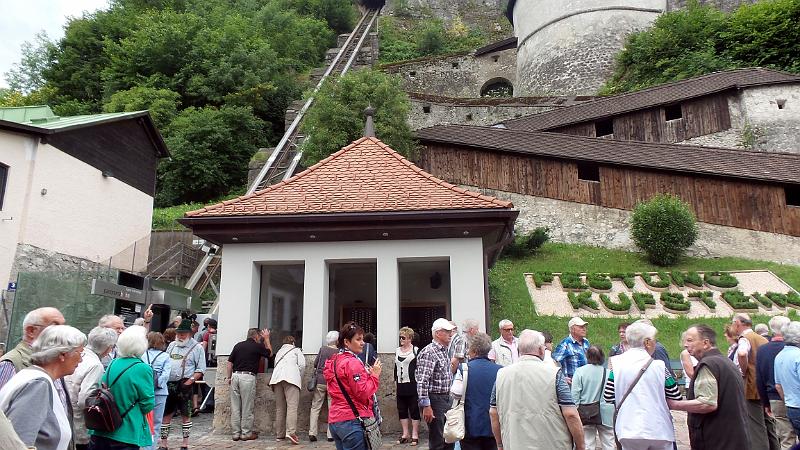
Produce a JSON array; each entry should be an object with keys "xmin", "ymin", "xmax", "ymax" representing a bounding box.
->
[
  {"xmin": 738, "ymin": 84, "xmax": 800, "ymax": 153},
  {"xmin": 215, "ymin": 238, "xmax": 487, "ymax": 355},
  {"xmin": 0, "ymin": 130, "xmax": 154, "ymax": 287}
]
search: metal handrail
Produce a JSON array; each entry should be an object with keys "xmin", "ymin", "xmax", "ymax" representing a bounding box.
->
[{"xmin": 247, "ymin": 9, "xmax": 376, "ymax": 195}]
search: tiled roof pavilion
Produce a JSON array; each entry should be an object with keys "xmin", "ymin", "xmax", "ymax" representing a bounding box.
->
[
  {"xmin": 181, "ymin": 137, "xmax": 518, "ymax": 254},
  {"xmin": 187, "ymin": 137, "xmax": 512, "ymax": 217}
]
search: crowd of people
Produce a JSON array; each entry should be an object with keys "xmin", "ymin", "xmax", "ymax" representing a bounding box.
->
[
  {"xmin": 255, "ymin": 314, "xmax": 800, "ymax": 450},
  {"xmin": 0, "ymin": 307, "xmax": 218, "ymax": 450}
]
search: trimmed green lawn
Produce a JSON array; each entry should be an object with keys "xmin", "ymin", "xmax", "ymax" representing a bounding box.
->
[{"xmin": 488, "ymin": 242, "xmax": 800, "ymax": 357}]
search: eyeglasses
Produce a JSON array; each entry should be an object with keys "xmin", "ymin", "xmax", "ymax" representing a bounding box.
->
[
  {"xmin": 399, "ymin": 336, "xmax": 408, "ymax": 340},
  {"xmin": 502, "ymin": 328, "xmax": 514, "ymax": 332}
]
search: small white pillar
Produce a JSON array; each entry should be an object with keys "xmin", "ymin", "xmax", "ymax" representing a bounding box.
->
[
  {"xmin": 216, "ymin": 248, "xmax": 260, "ymax": 355},
  {"xmin": 449, "ymin": 239, "xmax": 487, "ymax": 332},
  {"xmin": 301, "ymin": 257, "xmax": 327, "ymax": 353},
  {"xmin": 376, "ymin": 256, "xmax": 400, "ymax": 353}
]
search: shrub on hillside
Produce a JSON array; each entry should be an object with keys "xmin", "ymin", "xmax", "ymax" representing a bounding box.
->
[
  {"xmin": 631, "ymin": 194, "xmax": 698, "ymax": 266},
  {"xmin": 502, "ymin": 227, "xmax": 550, "ymax": 258}
]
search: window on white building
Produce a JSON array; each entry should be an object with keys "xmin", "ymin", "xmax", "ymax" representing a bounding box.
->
[
  {"xmin": 258, "ymin": 263, "xmax": 305, "ymax": 350},
  {"xmin": 0, "ymin": 163, "xmax": 7, "ymax": 210}
]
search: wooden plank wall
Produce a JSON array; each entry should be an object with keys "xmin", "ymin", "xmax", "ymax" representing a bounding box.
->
[
  {"xmin": 552, "ymin": 94, "xmax": 733, "ymax": 143},
  {"xmin": 419, "ymin": 143, "xmax": 800, "ymax": 236}
]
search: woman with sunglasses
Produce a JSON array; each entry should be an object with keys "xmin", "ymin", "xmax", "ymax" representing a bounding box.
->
[{"xmin": 395, "ymin": 327, "xmax": 420, "ymax": 446}]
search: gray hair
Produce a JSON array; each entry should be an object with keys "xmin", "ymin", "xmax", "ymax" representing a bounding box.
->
[
  {"xmin": 325, "ymin": 330, "xmax": 339, "ymax": 346},
  {"xmin": 87, "ymin": 326, "xmax": 118, "ymax": 354},
  {"xmin": 518, "ymin": 329, "xmax": 544, "ymax": 355},
  {"xmin": 22, "ymin": 307, "xmax": 61, "ymax": 331},
  {"xmin": 463, "ymin": 319, "xmax": 479, "ymax": 331},
  {"xmin": 133, "ymin": 318, "xmax": 145, "ymax": 326},
  {"xmin": 754, "ymin": 323, "xmax": 769, "ymax": 335},
  {"xmin": 626, "ymin": 322, "xmax": 657, "ymax": 348},
  {"xmin": 30, "ymin": 325, "xmax": 87, "ymax": 366},
  {"xmin": 98, "ymin": 314, "xmax": 124, "ymax": 328},
  {"xmin": 116, "ymin": 325, "xmax": 148, "ymax": 358},
  {"xmin": 498, "ymin": 319, "xmax": 513, "ymax": 330},
  {"xmin": 733, "ymin": 313, "xmax": 752, "ymax": 327},
  {"xmin": 468, "ymin": 332, "xmax": 492, "ymax": 358},
  {"xmin": 783, "ymin": 322, "xmax": 800, "ymax": 345},
  {"xmin": 769, "ymin": 316, "xmax": 791, "ymax": 336}
]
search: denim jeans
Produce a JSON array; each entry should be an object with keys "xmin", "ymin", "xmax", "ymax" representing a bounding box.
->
[
  {"xmin": 786, "ymin": 406, "xmax": 800, "ymax": 437},
  {"xmin": 330, "ymin": 419, "xmax": 367, "ymax": 450},
  {"xmin": 142, "ymin": 394, "xmax": 167, "ymax": 450}
]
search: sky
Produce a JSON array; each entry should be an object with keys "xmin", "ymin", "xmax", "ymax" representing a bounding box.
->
[{"xmin": 0, "ymin": 0, "xmax": 110, "ymax": 89}]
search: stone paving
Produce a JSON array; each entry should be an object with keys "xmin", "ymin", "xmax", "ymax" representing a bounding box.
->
[{"xmin": 167, "ymin": 409, "xmax": 692, "ymax": 450}]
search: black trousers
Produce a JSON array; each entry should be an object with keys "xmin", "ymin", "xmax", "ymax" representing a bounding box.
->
[
  {"xmin": 461, "ymin": 436, "xmax": 498, "ymax": 450},
  {"xmin": 88, "ymin": 435, "xmax": 138, "ymax": 450},
  {"xmin": 428, "ymin": 393, "xmax": 454, "ymax": 450}
]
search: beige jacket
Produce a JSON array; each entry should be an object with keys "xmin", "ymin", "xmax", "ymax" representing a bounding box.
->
[{"xmin": 269, "ymin": 344, "xmax": 305, "ymax": 389}]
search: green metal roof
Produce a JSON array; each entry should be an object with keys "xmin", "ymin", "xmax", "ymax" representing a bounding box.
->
[
  {"xmin": 23, "ymin": 110, "xmax": 148, "ymax": 130},
  {"xmin": 0, "ymin": 105, "xmax": 57, "ymax": 123}
]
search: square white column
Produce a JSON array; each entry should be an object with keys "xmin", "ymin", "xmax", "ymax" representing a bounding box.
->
[
  {"xmin": 300, "ymin": 257, "xmax": 327, "ymax": 353},
  {"xmin": 376, "ymin": 256, "xmax": 400, "ymax": 353},
  {"xmin": 216, "ymin": 248, "xmax": 260, "ymax": 355},
  {"xmin": 449, "ymin": 239, "xmax": 487, "ymax": 332}
]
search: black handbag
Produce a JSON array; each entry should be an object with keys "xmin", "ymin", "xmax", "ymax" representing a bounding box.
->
[{"xmin": 577, "ymin": 368, "xmax": 605, "ymax": 426}]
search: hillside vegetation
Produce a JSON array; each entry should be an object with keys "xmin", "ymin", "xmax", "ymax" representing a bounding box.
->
[
  {"xmin": 1, "ymin": 0, "xmax": 358, "ymax": 207},
  {"xmin": 603, "ymin": 0, "xmax": 800, "ymax": 94}
]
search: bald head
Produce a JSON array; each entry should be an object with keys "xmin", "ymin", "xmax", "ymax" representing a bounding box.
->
[{"xmin": 22, "ymin": 307, "xmax": 65, "ymax": 344}]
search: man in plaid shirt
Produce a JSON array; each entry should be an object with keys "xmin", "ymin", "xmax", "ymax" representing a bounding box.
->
[
  {"xmin": 416, "ymin": 318, "xmax": 457, "ymax": 450},
  {"xmin": 552, "ymin": 317, "xmax": 590, "ymax": 384}
]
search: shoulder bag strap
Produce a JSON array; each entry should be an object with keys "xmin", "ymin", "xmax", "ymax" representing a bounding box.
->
[
  {"xmin": 274, "ymin": 346, "xmax": 293, "ymax": 369},
  {"xmin": 333, "ymin": 355, "xmax": 362, "ymax": 420},
  {"xmin": 595, "ymin": 368, "xmax": 606, "ymax": 403},
  {"xmin": 614, "ymin": 358, "xmax": 653, "ymax": 413},
  {"xmin": 107, "ymin": 360, "xmax": 144, "ymax": 419},
  {"xmin": 461, "ymin": 363, "xmax": 469, "ymax": 403}
]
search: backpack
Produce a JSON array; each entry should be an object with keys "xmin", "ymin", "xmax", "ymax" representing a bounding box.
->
[
  {"xmin": 146, "ymin": 351, "xmax": 166, "ymax": 389},
  {"xmin": 84, "ymin": 360, "xmax": 143, "ymax": 432}
]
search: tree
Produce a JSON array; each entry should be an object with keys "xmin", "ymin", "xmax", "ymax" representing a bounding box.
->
[
  {"xmin": 156, "ymin": 106, "xmax": 265, "ymax": 206},
  {"xmin": 631, "ymin": 194, "xmax": 698, "ymax": 266},
  {"xmin": 300, "ymin": 69, "xmax": 415, "ymax": 165},
  {"xmin": 104, "ymin": 86, "xmax": 181, "ymax": 129},
  {"xmin": 722, "ymin": 0, "xmax": 800, "ymax": 73},
  {"xmin": 4, "ymin": 32, "xmax": 54, "ymax": 94}
]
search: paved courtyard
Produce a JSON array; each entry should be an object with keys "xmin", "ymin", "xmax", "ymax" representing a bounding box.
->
[{"xmin": 167, "ymin": 409, "xmax": 692, "ymax": 450}]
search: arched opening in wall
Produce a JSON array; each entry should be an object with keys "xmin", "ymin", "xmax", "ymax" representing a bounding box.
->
[{"xmin": 480, "ymin": 78, "xmax": 513, "ymax": 98}]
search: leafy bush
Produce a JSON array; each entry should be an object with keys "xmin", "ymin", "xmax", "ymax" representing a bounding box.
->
[
  {"xmin": 705, "ymin": 271, "xmax": 739, "ymax": 288},
  {"xmin": 722, "ymin": 290, "xmax": 759, "ymax": 310},
  {"xmin": 532, "ymin": 272, "xmax": 554, "ymax": 288},
  {"xmin": 641, "ymin": 272, "xmax": 671, "ymax": 288},
  {"xmin": 632, "ymin": 292, "xmax": 656, "ymax": 312},
  {"xmin": 688, "ymin": 291, "xmax": 716, "ymax": 309},
  {"xmin": 685, "ymin": 271, "xmax": 704, "ymax": 287},
  {"xmin": 610, "ymin": 272, "xmax": 636, "ymax": 289},
  {"xmin": 670, "ymin": 271, "xmax": 685, "ymax": 287},
  {"xmin": 568, "ymin": 291, "xmax": 599, "ymax": 311},
  {"xmin": 560, "ymin": 272, "xmax": 588, "ymax": 290},
  {"xmin": 661, "ymin": 292, "xmax": 690, "ymax": 312},
  {"xmin": 503, "ymin": 228, "xmax": 550, "ymax": 258},
  {"xmin": 300, "ymin": 69, "xmax": 415, "ymax": 166},
  {"xmin": 630, "ymin": 194, "xmax": 699, "ymax": 266},
  {"xmin": 588, "ymin": 273, "xmax": 613, "ymax": 291},
  {"xmin": 766, "ymin": 291, "xmax": 789, "ymax": 308},
  {"xmin": 152, "ymin": 202, "xmax": 205, "ymax": 230},
  {"xmin": 751, "ymin": 292, "xmax": 773, "ymax": 308},
  {"xmin": 600, "ymin": 293, "xmax": 632, "ymax": 312}
]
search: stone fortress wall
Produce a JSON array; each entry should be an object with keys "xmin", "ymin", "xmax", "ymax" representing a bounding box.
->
[{"xmin": 511, "ymin": 0, "xmax": 666, "ymax": 96}]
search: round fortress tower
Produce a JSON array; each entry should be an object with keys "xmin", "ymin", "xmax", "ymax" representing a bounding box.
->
[{"xmin": 509, "ymin": 0, "xmax": 666, "ymax": 96}]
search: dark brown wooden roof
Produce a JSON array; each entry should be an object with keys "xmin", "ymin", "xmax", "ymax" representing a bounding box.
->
[
  {"xmin": 474, "ymin": 37, "xmax": 518, "ymax": 56},
  {"xmin": 502, "ymin": 68, "xmax": 800, "ymax": 131},
  {"xmin": 416, "ymin": 124, "xmax": 800, "ymax": 185}
]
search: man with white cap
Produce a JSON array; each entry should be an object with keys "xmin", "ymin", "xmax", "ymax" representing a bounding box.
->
[
  {"xmin": 553, "ymin": 317, "xmax": 590, "ymax": 384},
  {"xmin": 416, "ymin": 318, "xmax": 457, "ymax": 450}
]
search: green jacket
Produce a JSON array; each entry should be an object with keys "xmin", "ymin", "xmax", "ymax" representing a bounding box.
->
[{"xmin": 89, "ymin": 357, "xmax": 155, "ymax": 446}]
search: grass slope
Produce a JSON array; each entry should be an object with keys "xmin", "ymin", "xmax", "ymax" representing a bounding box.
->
[{"xmin": 489, "ymin": 243, "xmax": 800, "ymax": 357}]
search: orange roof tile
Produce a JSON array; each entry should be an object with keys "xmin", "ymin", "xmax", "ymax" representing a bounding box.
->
[{"xmin": 186, "ymin": 137, "xmax": 512, "ymax": 217}]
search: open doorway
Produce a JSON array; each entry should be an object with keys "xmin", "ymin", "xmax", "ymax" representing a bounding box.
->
[
  {"xmin": 399, "ymin": 259, "xmax": 451, "ymax": 348},
  {"xmin": 329, "ymin": 261, "xmax": 378, "ymax": 336}
]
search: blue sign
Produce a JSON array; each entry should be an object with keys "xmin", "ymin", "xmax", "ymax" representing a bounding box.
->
[{"xmin": 6, "ymin": 282, "xmax": 16, "ymax": 292}]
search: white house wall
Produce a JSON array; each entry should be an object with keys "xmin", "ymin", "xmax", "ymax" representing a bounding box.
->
[
  {"xmin": 0, "ymin": 131, "xmax": 154, "ymax": 287},
  {"xmin": 216, "ymin": 238, "xmax": 487, "ymax": 355}
]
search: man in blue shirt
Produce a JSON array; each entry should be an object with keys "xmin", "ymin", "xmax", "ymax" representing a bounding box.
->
[
  {"xmin": 552, "ymin": 317, "xmax": 590, "ymax": 383},
  {"xmin": 775, "ymin": 321, "xmax": 800, "ymax": 437}
]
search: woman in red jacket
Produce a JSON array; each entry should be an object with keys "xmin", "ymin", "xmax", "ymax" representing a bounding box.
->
[{"xmin": 324, "ymin": 322, "xmax": 382, "ymax": 450}]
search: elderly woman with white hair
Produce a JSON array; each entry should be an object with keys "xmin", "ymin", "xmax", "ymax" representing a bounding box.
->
[
  {"xmin": 602, "ymin": 322, "xmax": 682, "ymax": 450},
  {"xmin": 88, "ymin": 325, "xmax": 155, "ymax": 450},
  {"xmin": 66, "ymin": 326, "xmax": 118, "ymax": 450},
  {"xmin": 0, "ymin": 324, "xmax": 87, "ymax": 450},
  {"xmin": 775, "ymin": 321, "xmax": 800, "ymax": 437},
  {"xmin": 309, "ymin": 330, "xmax": 339, "ymax": 442}
]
